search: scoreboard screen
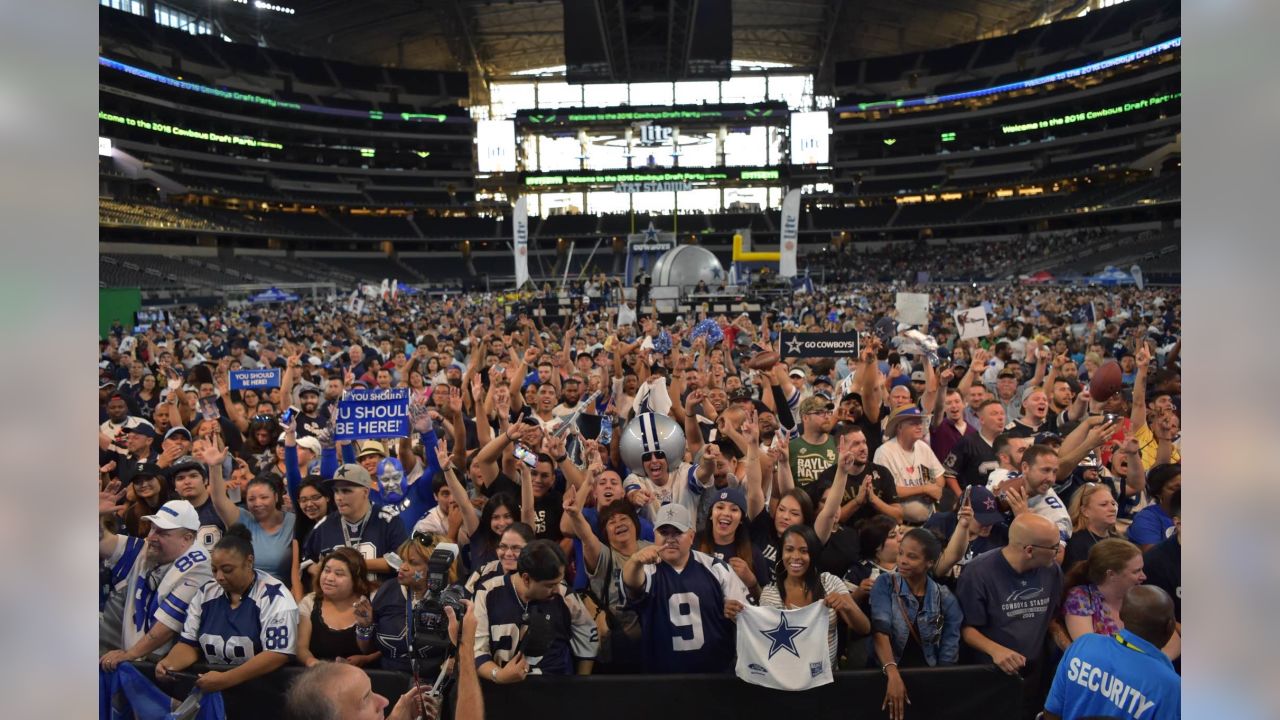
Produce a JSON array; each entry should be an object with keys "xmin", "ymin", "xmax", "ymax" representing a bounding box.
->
[{"xmin": 789, "ymin": 111, "xmax": 830, "ymax": 165}]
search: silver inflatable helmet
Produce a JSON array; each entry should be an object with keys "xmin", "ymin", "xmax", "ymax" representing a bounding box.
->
[
  {"xmin": 650, "ymin": 245, "xmax": 725, "ymax": 289},
  {"xmin": 620, "ymin": 412, "xmax": 686, "ymax": 471}
]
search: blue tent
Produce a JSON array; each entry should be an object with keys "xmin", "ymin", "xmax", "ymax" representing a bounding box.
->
[
  {"xmin": 1086, "ymin": 266, "xmax": 1136, "ymax": 287},
  {"xmin": 247, "ymin": 287, "xmax": 300, "ymax": 303}
]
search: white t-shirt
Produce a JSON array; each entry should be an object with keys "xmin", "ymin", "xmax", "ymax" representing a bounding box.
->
[
  {"xmin": 873, "ymin": 439, "xmax": 946, "ymax": 489},
  {"xmin": 413, "ymin": 505, "xmax": 449, "ymax": 537}
]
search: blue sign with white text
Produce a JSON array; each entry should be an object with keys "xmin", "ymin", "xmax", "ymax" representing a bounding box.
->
[{"xmin": 230, "ymin": 368, "xmax": 281, "ymax": 390}]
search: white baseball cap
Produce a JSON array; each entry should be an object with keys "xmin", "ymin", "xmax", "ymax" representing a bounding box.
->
[
  {"xmin": 142, "ymin": 499, "xmax": 201, "ymax": 532},
  {"xmin": 296, "ymin": 437, "xmax": 323, "ymax": 456}
]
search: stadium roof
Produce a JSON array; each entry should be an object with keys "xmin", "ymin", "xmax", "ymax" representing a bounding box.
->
[{"xmin": 164, "ymin": 0, "xmax": 1091, "ymax": 91}]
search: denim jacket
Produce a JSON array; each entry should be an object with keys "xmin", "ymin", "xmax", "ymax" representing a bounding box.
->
[{"xmin": 869, "ymin": 571, "xmax": 962, "ymax": 666}]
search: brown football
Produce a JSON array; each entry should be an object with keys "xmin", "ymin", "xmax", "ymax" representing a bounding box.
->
[
  {"xmin": 746, "ymin": 350, "xmax": 780, "ymax": 370},
  {"xmin": 1089, "ymin": 360, "xmax": 1124, "ymax": 403},
  {"xmin": 993, "ymin": 475, "xmax": 1026, "ymax": 513}
]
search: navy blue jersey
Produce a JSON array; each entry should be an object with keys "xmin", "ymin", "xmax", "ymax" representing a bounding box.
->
[
  {"xmin": 301, "ymin": 504, "xmax": 407, "ymax": 582},
  {"xmin": 629, "ymin": 551, "xmax": 749, "ymax": 673},
  {"xmin": 192, "ymin": 498, "xmax": 226, "ymax": 553},
  {"xmin": 179, "ymin": 571, "xmax": 298, "ymax": 665},
  {"xmin": 472, "ymin": 573, "xmax": 597, "ymax": 676},
  {"xmin": 367, "ymin": 581, "xmax": 448, "ymax": 672},
  {"xmin": 463, "ymin": 559, "xmax": 504, "ymax": 598}
]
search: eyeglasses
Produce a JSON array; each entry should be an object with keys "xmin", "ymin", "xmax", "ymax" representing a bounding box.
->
[
  {"xmin": 1024, "ymin": 542, "xmax": 1059, "ymax": 553},
  {"xmin": 805, "ymin": 409, "xmax": 834, "ymax": 416},
  {"xmin": 497, "ymin": 543, "xmax": 526, "ymax": 554},
  {"xmin": 642, "ymin": 451, "xmax": 666, "ymax": 462},
  {"xmin": 252, "ymin": 414, "xmax": 276, "ymax": 423}
]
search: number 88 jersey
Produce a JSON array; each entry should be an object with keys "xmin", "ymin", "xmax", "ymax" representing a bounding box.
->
[{"xmin": 179, "ymin": 570, "xmax": 299, "ymax": 665}]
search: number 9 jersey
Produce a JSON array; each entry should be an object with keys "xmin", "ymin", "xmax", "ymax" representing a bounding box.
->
[
  {"xmin": 179, "ymin": 570, "xmax": 299, "ymax": 665},
  {"xmin": 628, "ymin": 550, "xmax": 748, "ymax": 674}
]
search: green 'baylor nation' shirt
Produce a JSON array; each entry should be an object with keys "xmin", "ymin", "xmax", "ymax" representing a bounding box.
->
[{"xmin": 789, "ymin": 436, "xmax": 836, "ymax": 488}]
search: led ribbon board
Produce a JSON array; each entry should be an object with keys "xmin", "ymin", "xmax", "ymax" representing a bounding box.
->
[
  {"xmin": 524, "ymin": 168, "xmax": 779, "ymax": 187},
  {"xmin": 839, "ymin": 37, "xmax": 1181, "ymax": 113},
  {"xmin": 100, "ymin": 57, "xmax": 459, "ymax": 124},
  {"xmin": 999, "ymin": 92, "xmax": 1180, "ymax": 134}
]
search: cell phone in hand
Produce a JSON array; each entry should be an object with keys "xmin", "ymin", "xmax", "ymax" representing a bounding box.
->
[
  {"xmin": 962, "ymin": 485, "xmax": 973, "ymax": 508},
  {"xmin": 279, "ymin": 406, "xmax": 298, "ymax": 428},
  {"xmin": 512, "ymin": 443, "xmax": 539, "ymax": 468}
]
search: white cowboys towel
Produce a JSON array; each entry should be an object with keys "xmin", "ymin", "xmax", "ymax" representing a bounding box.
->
[{"xmin": 734, "ymin": 601, "xmax": 833, "ymax": 691}]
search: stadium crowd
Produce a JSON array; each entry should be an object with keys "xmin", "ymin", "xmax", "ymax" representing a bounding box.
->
[
  {"xmin": 98, "ymin": 279, "xmax": 1181, "ymax": 720},
  {"xmin": 806, "ymin": 228, "xmax": 1121, "ymax": 283}
]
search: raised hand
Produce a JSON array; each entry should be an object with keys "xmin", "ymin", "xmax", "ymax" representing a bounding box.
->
[
  {"xmin": 728, "ymin": 557, "xmax": 756, "ymax": 590},
  {"xmin": 433, "ymin": 437, "xmax": 451, "ymax": 469},
  {"xmin": 99, "ymin": 480, "xmax": 127, "ymax": 514}
]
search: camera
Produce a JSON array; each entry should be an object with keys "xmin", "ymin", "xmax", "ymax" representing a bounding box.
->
[
  {"xmin": 1103, "ymin": 412, "xmax": 1122, "ymax": 424},
  {"xmin": 410, "ymin": 543, "xmax": 468, "ymax": 651}
]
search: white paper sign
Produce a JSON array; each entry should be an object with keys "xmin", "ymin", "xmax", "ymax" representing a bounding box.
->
[
  {"xmin": 952, "ymin": 305, "xmax": 991, "ymax": 340},
  {"xmin": 895, "ymin": 292, "xmax": 930, "ymax": 326}
]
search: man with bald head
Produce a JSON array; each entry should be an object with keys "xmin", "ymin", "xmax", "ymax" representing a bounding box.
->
[
  {"xmin": 956, "ymin": 513, "xmax": 1064, "ymax": 719},
  {"xmin": 285, "ymin": 661, "xmax": 434, "ymax": 720},
  {"xmin": 1042, "ymin": 586, "xmax": 1181, "ymax": 720}
]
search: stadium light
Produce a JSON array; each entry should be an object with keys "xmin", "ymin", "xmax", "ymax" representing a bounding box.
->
[{"xmin": 230, "ymin": 0, "xmax": 296, "ymax": 15}]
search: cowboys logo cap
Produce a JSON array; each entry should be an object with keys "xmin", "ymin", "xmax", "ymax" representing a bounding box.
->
[
  {"xmin": 654, "ymin": 503, "xmax": 692, "ymax": 533},
  {"xmin": 326, "ymin": 463, "xmax": 376, "ymax": 490}
]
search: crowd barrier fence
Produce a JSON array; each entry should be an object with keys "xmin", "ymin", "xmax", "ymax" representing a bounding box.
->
[{"xmin": 129, "ymin": 661, "xmax": 1023, "ymax": 720}]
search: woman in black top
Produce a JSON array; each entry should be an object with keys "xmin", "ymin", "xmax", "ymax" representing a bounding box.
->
[
  {"xmin": 696, "ymin": 487, "xmax": 770, "ymax": 600},
  {"xmin": 289, "ymin": 475, "xmax": 333, "ymax": 601},
  {"xmin": 296, "ymin": 547, "xmax": 380, "ymax": 667},
  {"xmin": 1063, "ymin": 482, "xmax": 1120, "ymax": 570}
]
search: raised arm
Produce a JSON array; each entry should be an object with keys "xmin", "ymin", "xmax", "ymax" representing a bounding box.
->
[
  {"xmin": 681, "ymin": 389, "xmax": 706, "ymax": 455},
  {"xmin": 562, "ymin": 472, "xmax": 605, "ymax": 573},
  {"xmin": 957, "ymin": 345, "xmax": 986, "ymax": 399},
  {"xmin": 921, "ymin": 360, "xmax": 940, "ymax": 418},
  {"xmin": 930, "ymin": 367, "xmax": 952, "ymax": 427},
  {"xmin": 935, "ymin": 502, "xmax": 974, "ymax": 577},
  {"xmin": 518, "ymin": 463, "xmax": 536, "ymax": 528},
  {"xmin": 1115, "ymin": 436, "xmax": 1147, "ymax": 496},
  {"xmin": 434, "ymin": 438, "xmax": 478, "ymax": 540},
  {"xmin": 815, "ymin": 452, "xmax": 850, "ymax": 544},
  {"xmin": 1027, "ymin": 342, "xmax": 1048, "ymax": 389},
  {"xmin": 1055, "ymin": 416, "xmax": 1120, "ymax": 482},
  {"xmin": 858, "ymin": 341, "xmax": 885, "ymax": 424},
  {"xmin": 200, "ymin": 437, "xmax": 241, "ymax": 529},
  {"xmin": 544, "ymin": 433, "xmax": 585, "ymax": 490},
  {"xmin": 1129, "ymin": 343, "xmax": 1152, "ymax": 431},
  {"xmin": 217, "ymin": 368, "xmax": 251, "ymax": 434}
]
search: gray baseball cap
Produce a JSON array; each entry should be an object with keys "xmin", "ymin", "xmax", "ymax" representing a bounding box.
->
[
  {"xmin": 653, "ymin": 503, "xmax": 692, "ymax": 533},
  {"xmin": 326, "ymin": 463, "xmax": 375, "ymax": 490}
]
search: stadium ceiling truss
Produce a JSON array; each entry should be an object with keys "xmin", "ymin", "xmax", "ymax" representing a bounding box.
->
[{"xmin": 165, "ymin": 0, "xmax": 1088, "ymax": 99}]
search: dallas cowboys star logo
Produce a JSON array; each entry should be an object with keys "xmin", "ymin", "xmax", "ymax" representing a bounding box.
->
[
  {"xmin": 982, "ymin": 496, "xmax": 996, "ymax": 511},
  {"xmin": 761, "ymin": 613, "xmax": 807, "ymax": 659},
  {"xmin": 261, "ymin": 582, "xmax": 285, "ymax": 601},
  {"xmin": 785, "ymin": 336, "xmax": 803, "ymax": 356},
  {"xmin": 643, "ymin": 222, "xmax": 659, "ymax": 242}
]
